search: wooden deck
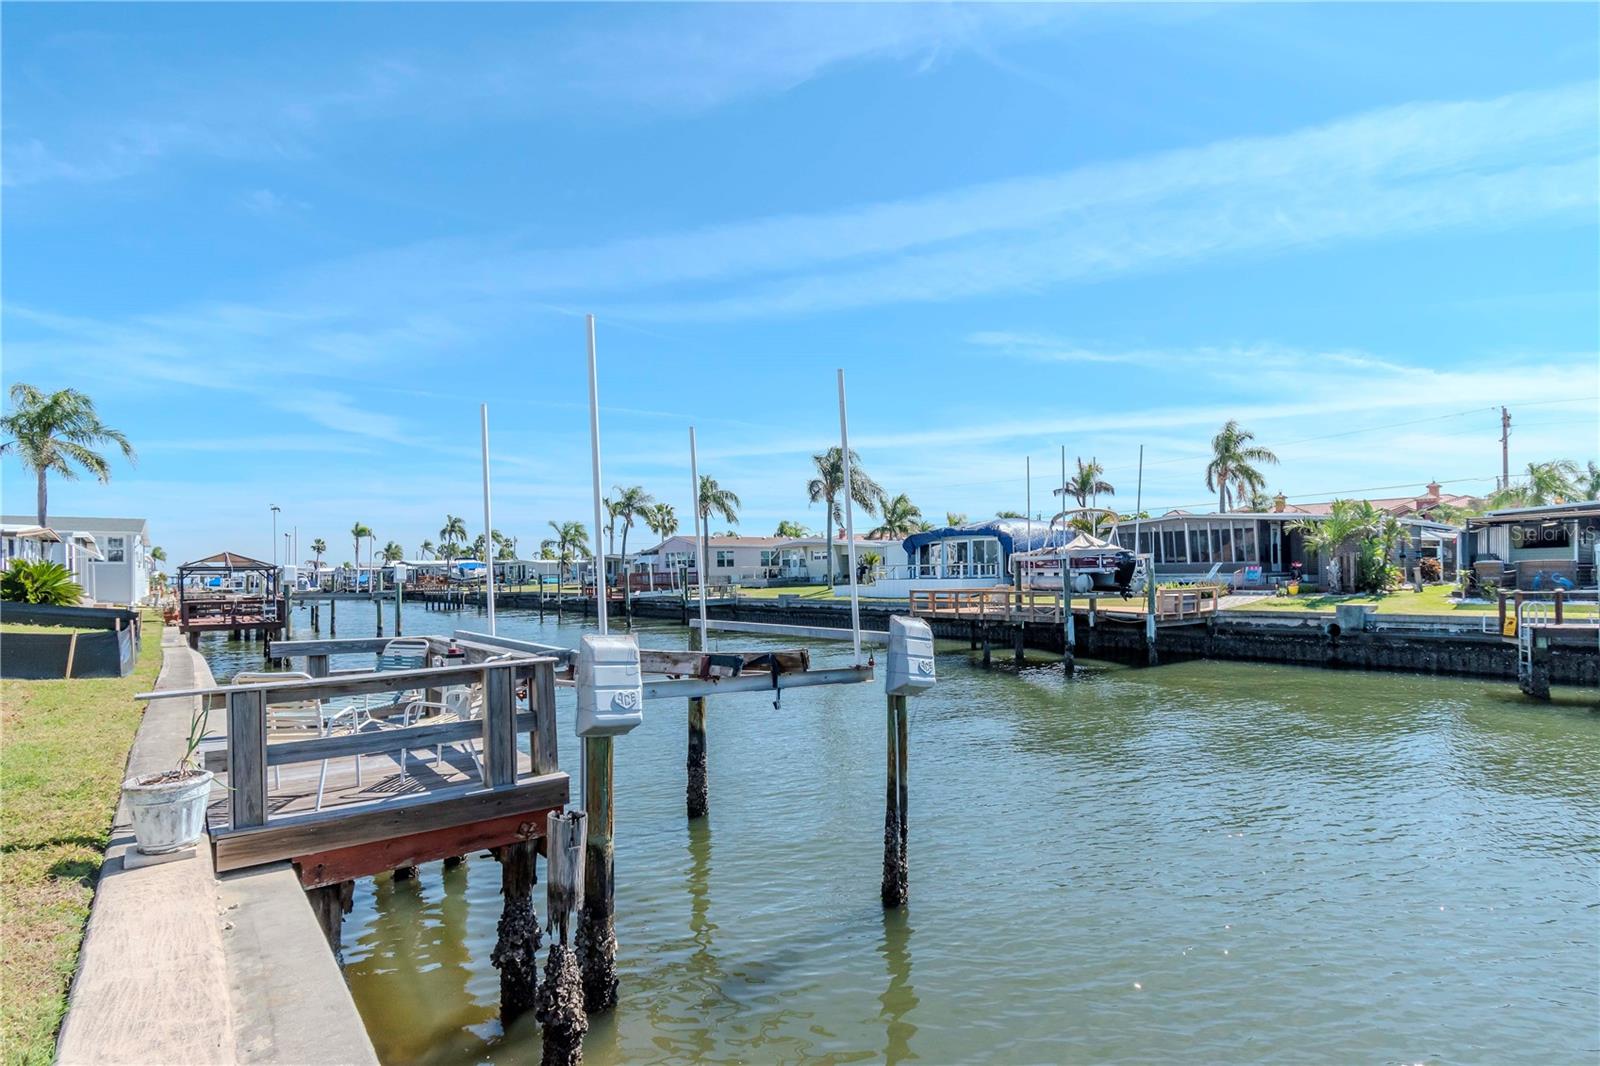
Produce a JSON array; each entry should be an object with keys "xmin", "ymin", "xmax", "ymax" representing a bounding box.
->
[{"xmin": 909, "ymin": 584, "xmax": 1221, "ymax": 625}]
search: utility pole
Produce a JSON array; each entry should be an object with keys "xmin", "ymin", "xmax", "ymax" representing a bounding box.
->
[{"xmin": 1499, "ymin": 406, "xmax": 1511, "ymax": 491}]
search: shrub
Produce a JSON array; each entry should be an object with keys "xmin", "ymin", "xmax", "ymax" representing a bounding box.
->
[
  {"xmin": 1419, "ymin": 556, "xmax": 1442, "ymax": 583},
  {"xmin": 0, "ymin": 559, "xmax": 83, "ymax": 606}
]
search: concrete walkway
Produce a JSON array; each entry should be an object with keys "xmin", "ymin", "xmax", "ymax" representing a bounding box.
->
[{"xmin": 56, "ymin": 627, "xmax": 376, "ymax": 1066}]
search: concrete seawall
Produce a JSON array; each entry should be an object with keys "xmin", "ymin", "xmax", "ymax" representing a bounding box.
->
[{"xmin": 488, "ymin": 593, "xmax": 1599, "ymax": 688}]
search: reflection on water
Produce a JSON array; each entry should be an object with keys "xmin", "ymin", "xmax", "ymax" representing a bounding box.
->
[{"xmin": 196, "ymin": 602, "xmax": 1600, "ymax": 1063}]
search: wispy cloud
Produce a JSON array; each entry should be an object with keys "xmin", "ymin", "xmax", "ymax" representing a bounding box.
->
[{"xmin": 4, "ymin": 6, "xmax": 1074, "ymax": 188}]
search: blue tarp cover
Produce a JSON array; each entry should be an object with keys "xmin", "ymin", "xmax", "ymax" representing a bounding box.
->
[{"xmin": 901, "ymin": 518, "xmax": 1091, "ymax": 559}]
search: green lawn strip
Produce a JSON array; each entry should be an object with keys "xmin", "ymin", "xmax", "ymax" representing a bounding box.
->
[
  {"xmin": 0, "ymin": 615, "xmax": 162, "ymax": 1066},
  {"xmin": 0, "ymin": 623, "xmax": 100, "ymax": 635},
  {"xmin": 1226, "ymin": 584, "xmax": 1540, "ymax": 616}
]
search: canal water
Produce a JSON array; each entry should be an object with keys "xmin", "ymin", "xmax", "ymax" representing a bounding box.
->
[{"xmin": 199, "ymin": 602, "xmax": 1600, "ymax": 1064}]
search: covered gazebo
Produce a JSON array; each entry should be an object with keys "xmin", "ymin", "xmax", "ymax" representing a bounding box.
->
[{"xmin": 175, "ymin": 551, "xmax": 283, "ymax": 645}]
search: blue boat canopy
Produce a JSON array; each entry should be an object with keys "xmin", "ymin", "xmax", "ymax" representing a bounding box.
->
[{"xmin": 901, "ymin": 518, "xmax": 1091, "ymax": 559}]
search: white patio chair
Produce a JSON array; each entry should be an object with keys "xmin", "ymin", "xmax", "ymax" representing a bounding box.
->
[{"xmin": 233, "ymin": 669, "xmax": 360, "ymax": 812}]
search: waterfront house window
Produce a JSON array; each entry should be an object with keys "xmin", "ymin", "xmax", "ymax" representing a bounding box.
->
[
  {"xmin": 1235, "ymin": 525, "xmax": 1257, "ymax": 562},
  {"xmin": 1163, "ymin": 530, "xmax": 1186, "ymax": 563},
  {"xmin": 105, "ymin": 536, "xmax": 126, "ymax": 563},
  {"xmin": 760, "ymin": 550, "xmax": 777, "ymax": 567},
  {"xmin": 1189, "ymin": 528, "xmax": 1211, "ymax": 563},
  {"xmin": 972, "ymin": 539, "xmax": 999, "ymax": 574},
  {"xmin": 1138, "ymin": 531, "xmax": 1155, "ymax": 557},
  {"xmin": 715, "ymin": 550, "xmax": 735, "ymax": 568}
]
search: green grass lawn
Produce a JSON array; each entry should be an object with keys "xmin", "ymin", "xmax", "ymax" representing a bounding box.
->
[
  {"xmin": 0, "ymin": 614, "xmax": 162, "ymax": 1066},
  {"xmin": 0, "ymin": 622, "xmax": 99, "ymax": 635},
  {"xmin": 732, "ymin": 585, "xmax": 845, "ymax": 600},
  {"xmin": 1226, "ymin": 583, "xmax": 1596, "ymax": 618}
]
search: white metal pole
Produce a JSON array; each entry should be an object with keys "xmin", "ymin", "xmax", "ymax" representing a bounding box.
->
[
  {"xmin": 1134, "ymin": 444, "xmax": 1145, "ymax": 550},
  {"xmin": 481, "ymin": 404, "xmax": 497, "ymax": 635},
  {"xmin": 586, "ymin": 315, "xmax": 608, "ymax": 637},
  {"xmin": 689, "ymin": 427, "xmax": 709, "ymax": 641},
  {"xmin": 837, "ymin": 369, "xmax": 863, "ymax": 666},
  {"xmin": 1026, "ymin": 454, "xmax": 1032, "ymax": 555}
]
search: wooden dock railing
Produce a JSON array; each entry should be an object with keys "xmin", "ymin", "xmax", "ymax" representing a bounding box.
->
[{"xmin": 141, "ymin": 651, "xmax": 567, "ymax": 881}]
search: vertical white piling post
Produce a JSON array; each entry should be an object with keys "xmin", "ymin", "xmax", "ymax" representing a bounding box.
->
[
  {"xmin": 837, "ymin": 369, "xmax": 863, "ymax": 666},
  {"xmin": 481, "ymin": 404, "xmax": 496, "ymax": 635},
  {"xmin": 587, "ymin": 315, "xmax": 608, "ymax": 637}
]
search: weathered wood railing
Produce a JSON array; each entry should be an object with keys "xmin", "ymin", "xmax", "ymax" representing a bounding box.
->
[{"xmin": 139, "ymin": 653, "xmax": 567, "ymax": 878}]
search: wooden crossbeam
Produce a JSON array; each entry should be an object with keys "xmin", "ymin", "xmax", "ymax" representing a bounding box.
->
[{"xmin": 211, "ymin": 772, "xmax": 569, "ymax": 874}]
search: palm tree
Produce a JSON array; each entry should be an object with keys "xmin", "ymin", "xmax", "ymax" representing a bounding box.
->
[
  {"xmin": 645, "ymin": 502, "xmax": 679, "ymax": 542},
  {"xmin": 806, "ymin": 448, "xmax": 882, "ymax": 585},
  {"xmin": 608, "ymin": 485, "xmax": 655, "ymax": 610},
  {"xmin": 439, "ymin": 515, "xmax": 467, "ymax": 562},
  {"xmin": 0, "ymin": 383, "xmax": 136, "ymax": 526},
  {"xmin": 350, "ymin": 522, "xmax": 373, "ymax": 574},
  {"xmin": 542, "ymin": 521, "xmax": 592, "ymax": 582},
  {"xmin": 871, "ymin": 493, "xmax": 924, "ymax": 538},
  {"xmin": 602, "ymin": 496, "xmax": 620, "ymax": 561},
  {"xmin": 1242, "ymin": 487, "xmax": 1273, "ymax": 512},
  {"xmin": 1291, "ymin": 499, "xmax": 1379, "ymax": 594},
  {"xmin": 945, "ymin": 512, "xmax": 968, "ymax": 527},
  {"xmin": 994, "ymin": 510, "xmax": 1026, "ymax": 519},
  {"xmin": 697, "ymin": 476, "xmax": 741, "ymax": 527},
  {"xmin": 1204, "ymin": 420, "xmax": 1278, "ymax": 514},
  {"xmin": 419, "ymin": 538, "xmax": 435, "ymax": 560},
  {"xmin": 382, "ymin": 541, "xmax": 404, "ymax": 562},
  {"xmin": 1581, "ymin": 460, "xmax": 1600, "ymax": 501},
  {"xmin": 1492, "ymin": 459, "xmax": 1580, "ymax": 508},
  {"xmin": 150, "ymin": 546, "xmax": 167, "ymax": 565},
  {"xmin": 310, "ymin": 538, "xmax": 327, "ymax": 571},
  {"xmin": 774, "ymin": 520, "xmax": 811, "ymax": 538}
]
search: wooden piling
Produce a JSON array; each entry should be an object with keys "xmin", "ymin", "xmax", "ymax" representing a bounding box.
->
[
  {"xmin": 1013, "ymin": 626, "xmax": 1025, "ymax": 665},
  {"xmin": 1554, "ymin": 587, "xmax": 1564, "ymax": 625},
  {"xmin": 577, "ymin": 736, "xmax": 618, "ymax": 1013},
  {"xmin": 540, "ymin": 811, "xmax": 588, "ymax": 1066},
  {"xmin": 1145, "ymin": 563, "xmax": 1158, "ymax": 666},
  {"xmin": 686, "ymin": 696, "xmax": 708, "ymax": 819},
  {"xmin": 306, "ymin": 880, "xmax": 355, "ymax": 963},
  {"xmin": 981, "ymin": 628, "xmax": 991, "ymax": 668},
  {"xmin": 375, "ymin": 597, "xmax": 384, "ymax": 638},
  {"xmin": 329, "ymin": 599, "xmax": 336, "ymax": 637},
  {"xmin": 396, "ymin": 583, "xmax": 404, "ymax": 635},
  {"xmin": 491, "ymin": 838, "xmax": 541, "ymax": 1025},
  {"xmin": 881, "ymin": 694, "xmax": 909, "ymax": 908}
]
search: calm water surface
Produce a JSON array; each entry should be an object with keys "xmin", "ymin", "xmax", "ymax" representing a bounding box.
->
[{"xmin": 200, "ymin": 602, "xmax": 1600, "ymax": 1064}]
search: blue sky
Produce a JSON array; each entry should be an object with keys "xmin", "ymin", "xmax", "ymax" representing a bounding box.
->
[{"xmin": 4, "ymin": 3, "xmax": 1597, "ymax": 565}]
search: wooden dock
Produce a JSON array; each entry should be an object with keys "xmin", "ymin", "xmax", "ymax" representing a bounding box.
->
[{"xmin": 908, "ymin": 584, "xmax": 1221, "ymax": 625}]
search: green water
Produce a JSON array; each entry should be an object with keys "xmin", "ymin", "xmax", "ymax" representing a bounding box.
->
[{"xmin": 199, "ymin": 604, "xmax": 1600, "ymax": 1063}]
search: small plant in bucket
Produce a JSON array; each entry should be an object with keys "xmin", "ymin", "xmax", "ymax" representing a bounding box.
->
[{"xmin": 121, "ymin": 702, "xmax": 216, "ymax": 855}]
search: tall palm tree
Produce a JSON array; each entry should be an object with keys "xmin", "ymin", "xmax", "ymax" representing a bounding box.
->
[
  {"xmin": 645, "ymin": 502, "xmax": 679, "ymax": 542},
  {"xmin": 697, "ymin": 476, "xmax": 741, "ymax": 527},
  {"xmin": 0, "ymin": 383, "xmax": 136, "ymax": 526},
  {"xmin": 773, "ymin": 519, "xmax": 811, "ymax": 538},
  {"xmin": 1204, "ymin": 420, "xmax": 1278, "ymax": 514},
  {"xmin": 1581, "ymin": 460, "xmax": 1600, "ymax": 501},
  {"xmin": 610, "ymin": 485, "xmax": 655, "ymax": 609},
  {"xmin": 310, "ymin": 538, "xmax": 326, "ymax": 571},
  {"xmin": 382, "ymin": 541, "xmax": 404, "ymax": 562},
  {"xmin": 945, "ymin": 512, "xmax": 968, "ymax": 527},
  {"xmin": 1492, "ymin": 459, "xmax": 1580, "ymax": 508},
  {"xmin": 350, "ymin": 522, "xmax": 373, "ymax": 574},
  {"xmin": 1242, "ymin": 487, "xmax": 1273, "ymax": 512},
  {"xmin": 871, "ymin": 493, "xmax": 924, "ymax": 539},
  {"xmin": 806, "ymin": 448, "xmax": 882, "ymax": 585},
  {"xmin": 602, "ymin": 496, "xmax": 620, "ymax": 561},
  {"xmin": 439, "ymin": 515, "xmax": 467, "ymax": 562},
  {"xmin": 419, "ymin": 538, "xmax": 435, "ymax": 560},
  {"xmin": 542, "ymin": 521, "xmax": 592, "ymax": 582}
]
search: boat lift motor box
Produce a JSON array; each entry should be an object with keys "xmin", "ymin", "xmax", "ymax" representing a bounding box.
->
[
  {"xmin": 885, "ymin": 615, "xmax": 936, "ymax": 696},
  {"xmin": 575, "ymin": 633, "xmax": 645, "ymax": 737}
]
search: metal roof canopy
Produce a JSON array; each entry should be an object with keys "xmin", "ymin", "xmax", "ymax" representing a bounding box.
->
[{"xmin": 179, "ymin": 551, "xmax": 276, "ymax": 572}]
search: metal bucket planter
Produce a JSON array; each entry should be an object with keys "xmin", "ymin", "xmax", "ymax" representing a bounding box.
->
[{"xmin": 122, "ymin": 770, "xmax": 215, "ymax": 854}]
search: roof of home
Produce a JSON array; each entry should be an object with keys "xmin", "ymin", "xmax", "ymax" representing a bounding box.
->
[
  {"xmin": 0, "ymin": 515, "xmax": 149, "ymax": 537},
  {"xmin": 0, "ymin": 524, "xmax": 62, "ymax": 542},
  {"xmin": 1471, "ymin": 500, "xmax": 1600, "ymax": 524},
  {"xmin": 639, "ymin": 535, "xmax": 788, "ymax": 554},
  {"xmin": 180, "ymin": 551, "xmax": 275, "ymax": 570}
]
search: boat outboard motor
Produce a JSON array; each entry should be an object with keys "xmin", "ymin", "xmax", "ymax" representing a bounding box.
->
[{"xmin": 1114, "ymin": 556, "xmax": 1138, "ymax": 599}]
